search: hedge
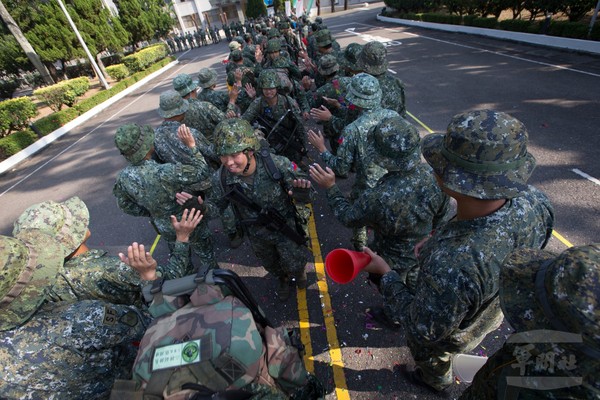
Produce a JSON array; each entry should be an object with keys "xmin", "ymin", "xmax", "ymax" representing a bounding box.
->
[
  {"xmin": 33, "ymin": 77, "xmax": 90, "ymax": 111},
  {"xmin": 122, "ymin": 43, "xmax": 169, "ymax": 73},
  {"xmin": 0, "ymin": 129, "xmax": 37, "ymax": 159},
  {"xmin": 0, "ymin": 97, "xmax": 38, "ymax": 137},
  {"xmin": 106, "ymin": 64, "xmax": 130, "ymax": 81},
  {"xmin": 32, "ymin": 56, "xmax": 174, "ymax": 137}
]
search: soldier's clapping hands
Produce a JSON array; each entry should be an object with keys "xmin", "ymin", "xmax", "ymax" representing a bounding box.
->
[{"xmin": 308, "ymin": 164, "xmax": 335, "ymax": 189}]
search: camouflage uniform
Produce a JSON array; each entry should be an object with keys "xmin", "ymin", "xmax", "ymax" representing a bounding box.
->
[
  {"xmin": 357, "ymin": 41, "xmax": 407, "ymax": 117},
  {"xmin": 11, "ymin": 197, "xmax": 190, "ymax": 307},
  {"xmin": 197, "ymin": 67, "xmax": 230, "ymax": 113},
  {"xmin": 0, "ymin": 299, "xmax": 148, "ymax": 400},
  {"xmin": 184, "ymin": 99, "xmax": 224, "ymax": 147},
  {"xmin": 242, "ymin": 71, "xmax": 307, "ymax": 165},
  {"xmin": 325, "ymin": 117, "xmax": 451, "ymax": 289},
  {"xmin": 113, "ymin": 124, "xmax": 218, "ymax": 274},
  {"xmin": 379, "ymin": 110, "xmax": 554, "ymax": 392},
  {"xmin": 318, "ymin": 73, "xmax": 399, "ymax": 249},
  {"xmin": 206, "ymin": 120, "xmax": 312, "ymax": 300},
  {"xmin": 225, "ymin": 58, "xmax": 257, "ymax": 114},
  {"xmin": 460, "ymin": 244, "xmax": 600, "ymax": 400}
]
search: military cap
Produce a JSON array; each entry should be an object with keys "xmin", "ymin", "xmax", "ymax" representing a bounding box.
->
[
  {"xmin": 172, "ymin": 73, "xmax": 198, "ymax": 97},
  {"xmin": 197, "ymin": 67, "xmax": 218, "ymax": 88},
  {"xmin": 346, "ymin": 72, "xmax": 382, "ymax": 110},
  {"xmin": 357, "ymin": 41, "xmax": 389, "ymax": 76},
  {"xmin": 266, "ymin": 38, "xmax": 282, "ymax": 53},
  {"xmin": 214, "ymin": 118, "xmax": 259, "ymax": 156},
  {"xmin": 500, "ymin": 244, "xmax": 600, "ymax": 344},
  {"xmin": 231, "ymin": 50, "xmax": 243, "ymax": 62},
  {"xmin": 158, "ymin": 89, "xmax": 189, "ymax": 119},
  {"xmin": 421, "ymin": 109, "xmax": 536, "ymax": 199},
  {"xmin": 114, "ymin": 123, "xmax": 155, "ymax": 165},
  {"xmin": 341, "ymin": 43, "xmax": 363, "ymax": 72},
  {"xmin": 13, "ymin": 196, "xmax": 90, "ymax": 255},
  {"xmin": 314, "ymin": 29, "xmax": 333, "ymax": 48},
  {"xmin": 368, "ymin": 116, "xmax": 421, "ymax": 172},
  {"xmin": 229, "ymin": 41, "xmax": 241, "ymax": 51},
  {"xmin": 0, "ymin": 231, "xmax": 66, "ymax": 331},
  {"xmin": 318, "ymin": 54, "xmax": 339, "ymax": 76}
]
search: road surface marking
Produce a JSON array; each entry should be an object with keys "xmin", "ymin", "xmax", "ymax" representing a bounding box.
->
[{"xmin": 572, "ymin": 168, "xmax": 600, "ymax": 186}]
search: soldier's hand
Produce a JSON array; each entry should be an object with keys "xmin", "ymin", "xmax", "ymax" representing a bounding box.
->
[
  {"xmin": 229, "ymin": 85, "xmax": 240, "ymax": 102},
  {"xmin": 226, "ymin": 109, "xmax": 238, "ymax": 118},
  {"xmin": 119, "ymin": 243, "xmax": 159, "ymax": 281},
  {"xmin": 245, "ymin": 83, "xmax": 256, "ymax": 99},
  {"xmin": 322, "ymin": 96, "xmax": 341, "ymax": 109},
  {"xmin": 234, "ymin": 68, "xmax": 243, "ymax": 82},
  {"xmin": 177, "ymin": 124, "xmax": 195, "ymax": 148},
  {"xmin": 414, "ymin": 236, "xmax": 430, "ymax": 258},
  {"xmin": 302, "ymin": 111, "xmax": 310, "ymax": 120},
  {"xmin": 362, "ymin": 247, "xmax": 392, "ymax": 276},
  {"xmin": 171, "ymin": 208, "xmax": 203, "ymax": 242},
  {"xmin": 309, "ymin": 164, "xmax": 335, "ymax": 189},
  {"xmin": 310, "ymin": 105, "xmax": 332, "ymax": 122},
  {"xmin": 307, "ymin": 129, "xmax": 327, "ymax": 153},
  {"xmin": 301, "ymin": 75, "xmax": 313, "ymax": 91},
  {"xmin": 175, "ymin": 191, "xmax": 204, "ymax": 206},
  {"xmin": 289, "ymin": 178, "xmax": 312, "ymax": 203}
]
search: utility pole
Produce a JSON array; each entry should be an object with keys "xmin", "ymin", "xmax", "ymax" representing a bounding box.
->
[
  {"xmin": 56, "ymin": 0, "xmax": 110, "ymax": 90},
  {"xmin": 590, "ymin": 0, "xmax": 600, "ymax": 38}
]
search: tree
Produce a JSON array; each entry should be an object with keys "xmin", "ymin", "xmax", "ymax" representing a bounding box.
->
[
  {"xmin": 114, "ymin": 0, "xmax": 159, "ymax": 47},
  {"xmin": 559, "ymin": 0, "xmax": 596, "ymax": 21},
  {"xmin": 0, "ymin": 0, "xmax": 53, "ymax": 84},
  {"xmin": 144, "ymin": 0, "xmax": 173, "ymax": 40},
  {"xmin": 246, "ymin": 0, "xmax": 267, "ymax": 19}
]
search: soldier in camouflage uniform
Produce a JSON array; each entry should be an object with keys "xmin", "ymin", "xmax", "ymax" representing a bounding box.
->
[
  {"xmin": 460, "ymin": 243, "xmax": 600, "ymax": 399},
  {"xmin": 11, "ymin": 196, "xmax": 202, "ymax": 307},
  {"xmin": 363, "ymin": 110, "xmax": 555, "ymax": 393},
  {"xmin": 155, "ymin": 87, "xmax": 218, "ymax": 168},
  {"xmin": 308, "ymin": 73, "xmax": 399, "ymax": 250},
  {"xmin": 180, "ymin": 119, "xmax": 313, "ymax": 301},
  {"xmin": 241, "ymin": 70, "xmax": 307, "ymax": 166},
  {"xmin": 279, "ymin": 21, "xmax": 301, "ymax": 62},
  {"xmin": 340, "ymin": 42, "xmax": 363, "ymax": 77},
  {"xmin": 0, "ymin": 232, "xmax": 149, "ymax": 400},
  {"xmin": 226, "ymin": 52, "xmax": 257, "ymax": 115},
  {"xmin": 223, "ymin": 23, "xmax": 232, "ymax": 42},
  {"xmin": 311, "ymin": 29, "xmax": 342, "ymax": 66},
  {"xmin": 113, "ymin": 123, "xmax": 218, "ymax": 274},
  {"xmin": 197, "ymin": 67, "xmax": 231, "ymax": 113},
  {"xmin": 242, "ymin": 33, "xmax": 258, "ymax": 64},
  {"xmin": 199, "ymin": 27, "xmax": 208, "ymax": 46},
  {"xmin": 310, "ymin": 115, "xmax": 451, "ymax": 320},
  {"xmin": 357, "ymin": 41, "xmax": 407, "ymax": 117}
]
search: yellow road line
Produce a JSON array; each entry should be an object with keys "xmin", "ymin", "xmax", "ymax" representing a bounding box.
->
[
  {"xmin": 297, "ymin": 284, "xmax": 314, "ymax": 373},
  {"xmin": 304, "ymin": 204, "xmax": 351, "ymax": 400},
  {"xmin": 408, "ymin": 110, "xmax": 574, "ymax": 250},
  {"xmin": 149, "ymin": 234, "xmax": 161, "ymax": 255}
]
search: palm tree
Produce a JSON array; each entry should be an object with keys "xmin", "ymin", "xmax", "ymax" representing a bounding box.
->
[{"xmin": 0, "ymin": 0, "xmax": 54, "ymax": 85}]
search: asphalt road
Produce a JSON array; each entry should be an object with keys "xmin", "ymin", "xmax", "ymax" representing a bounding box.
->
[{"xmin": 0, "ymin": 5, "xmax": 599, "ymax": 399}]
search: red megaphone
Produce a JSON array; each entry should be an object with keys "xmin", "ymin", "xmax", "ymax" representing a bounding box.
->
[{"xmin": 325, "ymin": 248, "xmax": 372, "ymax": 284}]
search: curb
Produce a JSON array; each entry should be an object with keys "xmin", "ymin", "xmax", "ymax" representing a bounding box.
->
[
  {"xmin": 0, "ymin": 60, "xmax": 180, "ymax": 175},
  {"xmin": 377, "ymin": 14, "xmax": 600, "ymax": 56}
]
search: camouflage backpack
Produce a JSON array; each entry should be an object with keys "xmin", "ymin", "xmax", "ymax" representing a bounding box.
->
[{"xmin": 110, "ymin": 269, "xmax": 323, "ymax": 400}]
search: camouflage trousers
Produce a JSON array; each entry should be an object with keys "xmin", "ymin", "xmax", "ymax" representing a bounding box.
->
[
  {"xmin": 248, "ymin": 229, "xmax": 310, "ymax": 279},
  {"xmin": 221, "ymin": 204, "xmax": 239, "ymax": 236},
  {"xmin": 407, "ymin": 297, "xmax": 503, "ymax": 391}
]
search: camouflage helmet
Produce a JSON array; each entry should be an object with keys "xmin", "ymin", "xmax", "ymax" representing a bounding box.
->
[
  {"xmin": 172, "ymin": 73, "xmax": 198, "ymax": 97},
  {"xmin": 317, "ymin": 54, "xmax": 339, "ymax": 76},
  {"xmin": 228, "ymin": 41, "xmax": 241, "ymax": 51},
  {"xmin": 315, "ymin": 16, "xmax": 323, "ymax": 24},
  {"xmin": 267, "ymin": 28, "xmax": 280, "ymax": 39},
  {"xmin": 233, "ymin": 36, "xmax": 244, "ymax": 45},
  {"xmin": 357, "ymin": 41, "xmax": 389, "ymax": 76},
  {"xmin": 214, "ymin": 118, "xmax": 259, "ymax": 156},
  {"xmin": 230, "ymin": 50, "xmax": 243, "ymax": 62},
  {"xmin": 314, "ymin": 29, "xmax": 333, "ymax": 48},
  {"xmin": 346, "ymin": 72, "xmax": 382, "ymax": 109},
  {"xmin": 0, "ymin": 231, "xmax": 66, "ymax": 331},
  {"xmin": 266, "ymin": 38, "xmax": 282, "ymax": 53},
  {"xmin": 368, "ymin": 116, "xmax": 421, "ymax": 172},
  {"xmin": 13, "ymin": 196, "xmax": 90, "ymax": 255},
  {"xmin": 500, "ymin": 244, "xmax": 600, "ymax": 343},
  {"xmin": 341, "ymin": 43, "xmax": 363, "ymax": 72},
  {"xmin": 278, "ymin": 21, "xmax": 290, "ymax": 30},
  {"xmin": 115, "ymin": 123, "xmax": 155, "ymax": 165},
  {"xmin": 421, "ymin": 109, "xmax": 536, "ymax": 199},
  {"xmin": 158, "ymin": 89, "xmax": 189, "ymax": 118},
  {"xmin": 198, "ymin": 67, "xmax": 218, "ymax": 88},
  {"xmin": 258, "ymin": 70, "xmax": 280, "ymax": 89}
]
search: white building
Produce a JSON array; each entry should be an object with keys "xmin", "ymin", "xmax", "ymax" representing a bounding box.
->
[{"xmin": 168, "ymin": 0, "xmax": 247, "ymax": 34}]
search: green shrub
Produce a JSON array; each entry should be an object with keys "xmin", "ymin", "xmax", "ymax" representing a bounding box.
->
[
  {"xmin": 548, "ymin": 21, "xmax": 589, "ymax": 39},
  {"xmin": 0, "ymin": 97, "xmax": 38, "ymax": 137},
  {"xmin": 498, "ymin": 19, "xmax": 534, "ymax": 32},
  {"xmin": 0, "ymin": 78, "xmax": 19, "ymax": 100},
  {"xmin": 422, "ymin": 13, "xmax": 462, "ymax": 24},
  {"xmin": 465, "ymin": 16, "xmax": 498, "ymax": 29},
  {"xmin": 106, "ymin": 64, "xmax": 130, "ymax": 81},
  {"xmin": 0, "ymin": 129, "xmax": 37, "ymax": 159},
  {"xmin": 122, "ymin": 43, "xmax": 168, "ymax": 73},
  {"xmin": 384, "ymin": 0, "xmax": 433, "ymax": 13},
  {"xmin": 590, "ymin": 24, "xmax": 600, "ymax": 41},
  {"xmin": 33, "ymin": 77, "xmax": 90, "ymax": 111}
]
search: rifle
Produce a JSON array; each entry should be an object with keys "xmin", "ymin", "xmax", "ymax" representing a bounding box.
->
[
  {"xmin": 254, "ymin": 110, "xmax": 307, "ymax": 157},
  {"xmin": 224, "ymin": 185, "xmax": 307, "ymax": 246}
]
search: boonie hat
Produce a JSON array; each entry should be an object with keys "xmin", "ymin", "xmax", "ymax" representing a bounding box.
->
[
  {"xmin": 368, "ymin": 116, "xmax": 421, "ymax": 172},
  {"xmin": 158, "ymin": 89, "xmax": 189, "ymax": 118},
  {"xmin": 172, "ymin": 73, "xmax": 198, "ymax": 97},
  {"xmin": 114, "ymin": 123, "xmax": 155, "ymax": 165},
  {"xmin": 318, "ymin": 54, "xmax": 339, "ymax": 76},
  {"xmin": 345, "ymin": 73, "xmax": 382, "ymax": 110},
  {"xmin": 421, "ymin": 109, "xmax": 536, "ymax": 199},
  {"xmin": 357, "ymin": 41, "xmax": 389, "ymax": 76},
  {"xmin": 198, "ymin": 68, "xmax": 217, "ymax": 88}
]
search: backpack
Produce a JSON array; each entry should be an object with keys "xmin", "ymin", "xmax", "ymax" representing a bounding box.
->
[{"xmin": 110, "ymin": 269, "xmax": 322, "ymax": 400}]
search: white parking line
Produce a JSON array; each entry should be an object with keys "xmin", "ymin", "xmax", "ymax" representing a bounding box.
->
[{"xmin": 572, "ymin": 168, "xmax": 600, "ymax": 186}]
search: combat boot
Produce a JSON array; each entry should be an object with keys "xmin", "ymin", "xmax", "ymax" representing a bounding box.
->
[
  {"xmin": 228, "ymin": 230, "xmax": 243, "ymax": 249},
  {"xmin": 277, "ymin": 275, "xmax": 290, "ymax": 301}
]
